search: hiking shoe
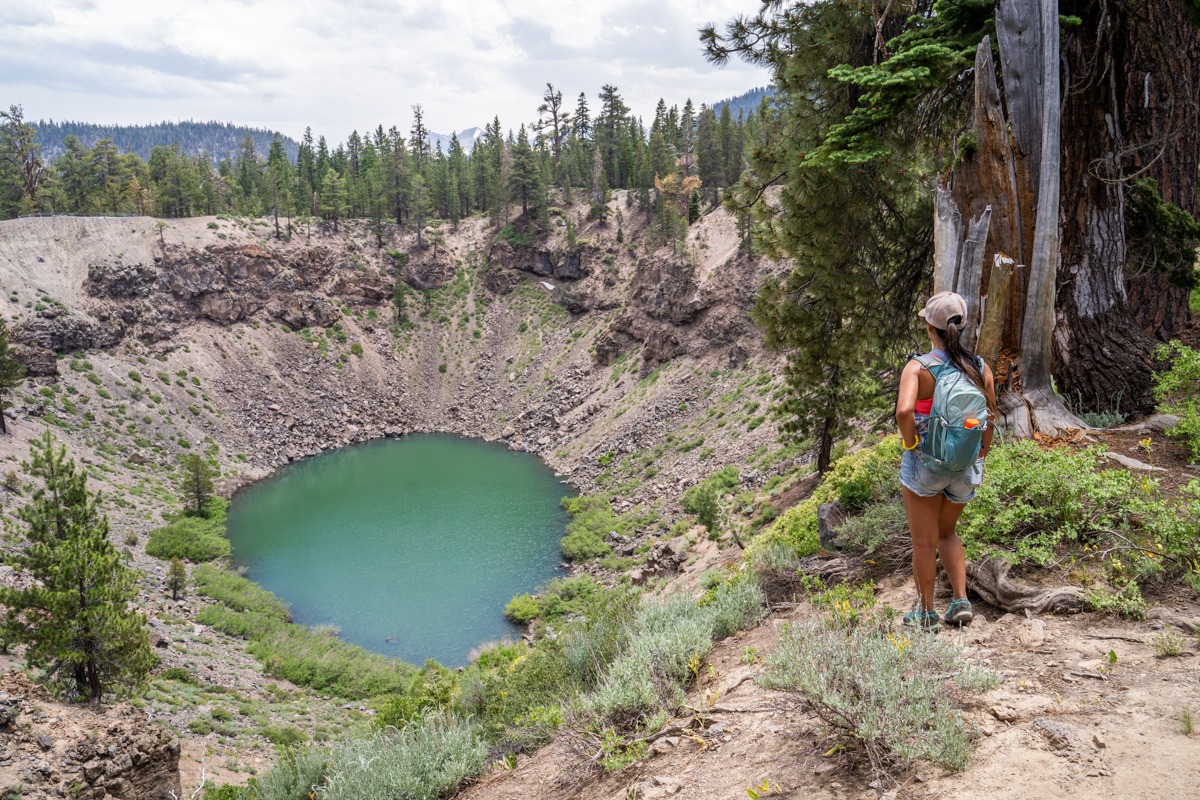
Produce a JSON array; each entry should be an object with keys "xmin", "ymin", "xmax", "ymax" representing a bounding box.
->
[
  {"xmin": 945, "ymin": 598, "xmax": 974, "ymax": 627},
  {"xmin": 903, "ymin": 609, "xmax": 941, "ymax": 631}
]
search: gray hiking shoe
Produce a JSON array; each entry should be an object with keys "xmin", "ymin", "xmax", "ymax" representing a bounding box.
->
[{"xmin": 944, "ymin": 598, "xmax": 974, "ymax": 626}]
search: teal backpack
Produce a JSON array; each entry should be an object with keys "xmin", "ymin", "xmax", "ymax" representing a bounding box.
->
[{"xmin": 912, "ymin": 353, "xmax": 988, "ymax": 476}]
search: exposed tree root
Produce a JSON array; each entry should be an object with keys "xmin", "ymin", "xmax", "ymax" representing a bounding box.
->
[
  {"xmin": 966, "ymin": 558, "xmax": 1086, "ymax": 614},
  {"xmin": 1146, "ymin": 607, "xmax": 1200, "ymax": 633},
  {"xmin": 797, "ymin": 555, "xmax": 867, "ymax": 585}
]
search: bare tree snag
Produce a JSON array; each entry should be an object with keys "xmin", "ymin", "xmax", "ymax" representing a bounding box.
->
[
  {"xmin": 1016, "ymin": 1, "xmax": 1068, "ymax": 414},
  {"xmin": 937, "ymin": 8, "xmax": 1083, "ymax": 436},
  {"xmin": 954, "ymin": 208, "xmax": 990, "ymax": 350},
  {"xmin": 976, "ymin": 254, "xmax": 1015, "ymax": 374},
  {"xmin": 933, "ymin": 185, "xmax": 962, "ymax": 295}
]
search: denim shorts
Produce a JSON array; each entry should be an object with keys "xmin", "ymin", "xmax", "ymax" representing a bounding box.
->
[{"xmin": 900, "ymin": 448, "xmax": 983, "ymax": 504}]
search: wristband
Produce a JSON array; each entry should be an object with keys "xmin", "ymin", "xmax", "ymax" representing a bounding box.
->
[{"xmin": 901, "ymin": 435, "xmax": 919, "ymax": 451}]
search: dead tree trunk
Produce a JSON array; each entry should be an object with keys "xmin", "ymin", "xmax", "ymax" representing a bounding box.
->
[
  {"xmin": 934, "ymin": 0, "xmax": 1200, "ymax": 433},
  {"xmin": 934, "ymin": 0, "xmax": 1084, "ymax": 436}
]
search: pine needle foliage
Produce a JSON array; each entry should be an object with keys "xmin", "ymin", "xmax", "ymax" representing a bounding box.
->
[
  {"xmin": 705, "ymin": 1, "xmax": 957, "ymax": 471},
  {"xmin": 0, "ymin": 432, "xmax": 153, "ymax": 700}
]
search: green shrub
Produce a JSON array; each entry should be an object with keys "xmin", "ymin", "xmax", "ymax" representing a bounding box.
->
[
  {"xmin": 1155, "ymin": 341, "xmax": 1200, "ymax": 459},
  {"xmin": 683, "ymin": 466, "xmax": 739, "ymax": 533},
  {"xmin": 761, "ymin": 617, "xmax": 1000, "ymax": 776},
  {"xmin": 496, "ymin": 225, "xmax": 533, "ymax": 248},
  {"xmin": 960, "ymin": 441, "xmax": 1141, "ymax": 565},
  {"xmin": 311, "ymin": 713, "xmax": 486, "ymax": 800},
  {"xmin": 146, "ymin": 515, "xmax": 231, "ymax": 562},
  {"xmin": 559, "ymin": 495, "xmax": 615, "ymax": 561},
  {"xmin": 373, "ymin": 661, "xmax": 458, "ymax": 730},
  {"xmin": 256, "ymin": 724, "xmax": 308, "ymax": 747},
  {"xmin": 193, "ymin": 564, "xmax": 290, "ymax": 619},
  {"xmin": 201, "ymin": 782, "xmax": 256, "ymax": 800},
  {"xmin": 188, "ymin": 717, "xmax": 214, "ymax": 735},
  {"xmin": 504, "ymin": 593, "xmax": 540, "ymax": 625},
  {"xmin": 750, "ymin": 438, "xmax": 902, "ymax": 561},
  {"xmin": 194, "ymin": 565, "xmax": 414, "ymax": 699},
  {"xmin": 350, "ymin": 341, "xmax": 364, "ymax": 357},
  {"xmin": 160, "ymin": 666, "xmax": 198, "ymax": 684}
]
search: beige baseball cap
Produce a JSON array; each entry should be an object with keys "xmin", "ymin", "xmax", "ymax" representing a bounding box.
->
[{"xmin": 918, "ymin": 291, "xmax": 968, "ymax": 329}]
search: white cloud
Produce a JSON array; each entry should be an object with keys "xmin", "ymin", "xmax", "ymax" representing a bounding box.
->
[{"xmin": 2, "ymin": 0, "xmax": 767, "ymax": 142}]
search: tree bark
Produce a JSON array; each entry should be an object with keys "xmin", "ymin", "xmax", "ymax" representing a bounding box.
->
[
  {"xmin": 942, "ymin": 8, "xmax": 1084, "ymax": 435},
  {"xmin": 1054, "ymin": 0, "xmax": 1200, "ymax": 415}
]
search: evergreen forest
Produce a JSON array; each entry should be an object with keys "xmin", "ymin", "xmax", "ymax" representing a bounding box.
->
[{"xmin": 0, "ymin": 86, "xmax": 765, "ymax": 245}]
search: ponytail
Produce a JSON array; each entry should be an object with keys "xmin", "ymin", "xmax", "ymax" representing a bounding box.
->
[{"xmin": 937, "ymin": 317, "xmax": 990, "ymax": 400}]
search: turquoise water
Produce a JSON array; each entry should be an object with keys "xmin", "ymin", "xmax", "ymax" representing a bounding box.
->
[{"xmin": 225, "ymin": 435, "xmax": 572, "ymax": 666}]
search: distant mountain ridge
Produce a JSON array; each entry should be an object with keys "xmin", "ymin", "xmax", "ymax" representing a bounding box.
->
[
  {"xmin": 31, "ymin": 88, "xmax": 768, "ymax": 166},
  {"xmin": 31, "ymin": 119, "xmax": 483, "ymax": 164},
  {"xmin": 713, "ymin": 87, "xmax": 772, "ymax": 120},
  {"xmin": 32, "ymin": 120, "xmax": 301, "ymax": 165}
]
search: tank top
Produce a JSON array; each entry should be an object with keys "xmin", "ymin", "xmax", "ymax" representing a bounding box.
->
[
  {"xmin": 907, "ymin": 347, "xmax": 945, "ymax": 422},
  {"xmin": 913, "ymin": 349, "xmax": 947, "ymax": 417}
]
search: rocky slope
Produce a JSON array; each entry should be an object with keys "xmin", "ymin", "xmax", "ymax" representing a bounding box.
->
[{"xmin": 0, "ymin": 201, "xmax": 796, "ymax": 791}]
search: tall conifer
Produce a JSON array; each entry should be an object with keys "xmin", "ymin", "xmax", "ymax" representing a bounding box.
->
[{"xmin": 1, "ymin": 433, "xmax": 152, "ymax": 701}]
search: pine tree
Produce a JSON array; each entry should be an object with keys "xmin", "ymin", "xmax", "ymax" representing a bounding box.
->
[
  {"xmin": 56, "ymin": 135, "xmax": 94, "ymax": 213},
  {"xmin": 410, "ymin": 105, "xmax": 430, "ymax": 174},
  {"xmin": 535, "ymin": 83, "xmax": 570, "ymax": 192},
  {"xmin": 265, "ymin": 134, "xmax": 293, "ymax": 238},
  {"xmin": 0, "ymin": 319, "xmax": 22, "ymax": 434},
  {"xmin": 0, "ymin": 433, "xmax": 152, "ymax": 701},
  {"xmin": 508, "ymin": 124, "xmax": 544, "ymax": 216},
  {"xmin": 410, "ymin": 172, "xmax": 432, "ymax": 248},
  {"xmin": 177, "ymin": 453, "xmax": 214, "ymax": 517},
  {"xmin": 696, "ymin": 105, "xmax": 722, "ymax": 205},
  {"xmin": 319, "ymin": 170, "xmax": 348, "ymax": 233},
  {"xmin": 167, "ymin": 558, "xmax": 187, "ymax": 602},
  {"xmin": 0, "ymin": 105, "xmax": 48, "ymax": 216},
  {"xmin": 595, "ymin": 85, "xmax": 630, "ymax": 190}
]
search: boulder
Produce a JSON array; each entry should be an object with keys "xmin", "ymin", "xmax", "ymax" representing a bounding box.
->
[
  {"xmin": 817, "ymin": 499, "xmax": 848, "ymax": 550},
  {"xmin": 10, "ymin": 343, "xmax": 56, "ymax": 377},
  {"xmin": 85, "ymin": 261, "xmax": 159, "ymax": 298},
  {"xmin": 482, "ymin": 268, "xmax": 522, "ymax": 295}
]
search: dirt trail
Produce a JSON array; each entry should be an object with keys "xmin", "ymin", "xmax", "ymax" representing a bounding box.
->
[{"xmin": 461, "ymin": 579, "xmax": 1200, "ymax": 800}]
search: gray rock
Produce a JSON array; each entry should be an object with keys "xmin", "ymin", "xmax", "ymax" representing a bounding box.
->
[{"xmin": 817, "ymin": 499, "xmax": 848, "ymax": 550}]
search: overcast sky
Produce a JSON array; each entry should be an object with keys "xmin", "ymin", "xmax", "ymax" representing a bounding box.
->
[{"xmin": 2, "ymin": 0, "xmax": 769, "ymax": 144}]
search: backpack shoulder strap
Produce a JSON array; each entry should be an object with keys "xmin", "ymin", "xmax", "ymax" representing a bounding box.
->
[
  {"xmin": 911, "ymin": 353, "xmax": 943, "ymax": 369},
  {"xmin": 912, "ymin": 352, "xmax": 957, "ymax": 380}
]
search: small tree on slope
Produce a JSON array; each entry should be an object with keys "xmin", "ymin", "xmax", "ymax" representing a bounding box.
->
[
  {"xmin": 0, "ymin": 432, "xmax": 153, "ymax": 701},
  {"xmin": 177, "ymin": 453, "xmax": 214, "ymax": 517}
]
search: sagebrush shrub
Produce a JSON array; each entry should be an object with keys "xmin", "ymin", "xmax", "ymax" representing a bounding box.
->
[
  {"xmin": 761, "ymin": 617, "xmax": 999, "ymax": 776},
  {"xmin": 580, "ymin": 580, "xmax": 765, "ymax": 729}
]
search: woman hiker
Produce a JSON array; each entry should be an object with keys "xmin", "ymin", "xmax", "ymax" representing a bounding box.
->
[{"xmin": 895, "ymin": 291, "xmax": 997, "ymax": 630}]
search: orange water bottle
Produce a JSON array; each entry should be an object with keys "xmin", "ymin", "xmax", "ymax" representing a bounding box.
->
[{"xmin": 964, "ymin": 418, "xmax": 980, "ymax": 429}]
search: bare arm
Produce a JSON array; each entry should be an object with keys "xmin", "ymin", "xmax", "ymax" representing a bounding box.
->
[
  {"xmin": 896, "ymin": 360, "xmax": 922, "ymax": 448},
  {"xmin": 980, "ymin": 363, "xmax": 997, "ymax": 459}
]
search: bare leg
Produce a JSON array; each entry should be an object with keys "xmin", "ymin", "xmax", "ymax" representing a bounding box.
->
[
  {"xmin": 902, "ymin": 486, "xmax": 943, "ymax": 611},
  {"xmin": 938, "ymin": 499, "xmax": 969, "ymax": 600}
]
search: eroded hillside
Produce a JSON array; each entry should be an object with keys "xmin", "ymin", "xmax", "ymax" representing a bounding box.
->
[{"xmin": 0, "ymin": 202, "xmax": 799, "ymax": 790}]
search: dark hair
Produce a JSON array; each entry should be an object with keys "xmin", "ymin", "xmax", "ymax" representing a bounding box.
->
[{"xmin": 936, "ymin": 316, "xmax": 987, "ymax": 395}]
